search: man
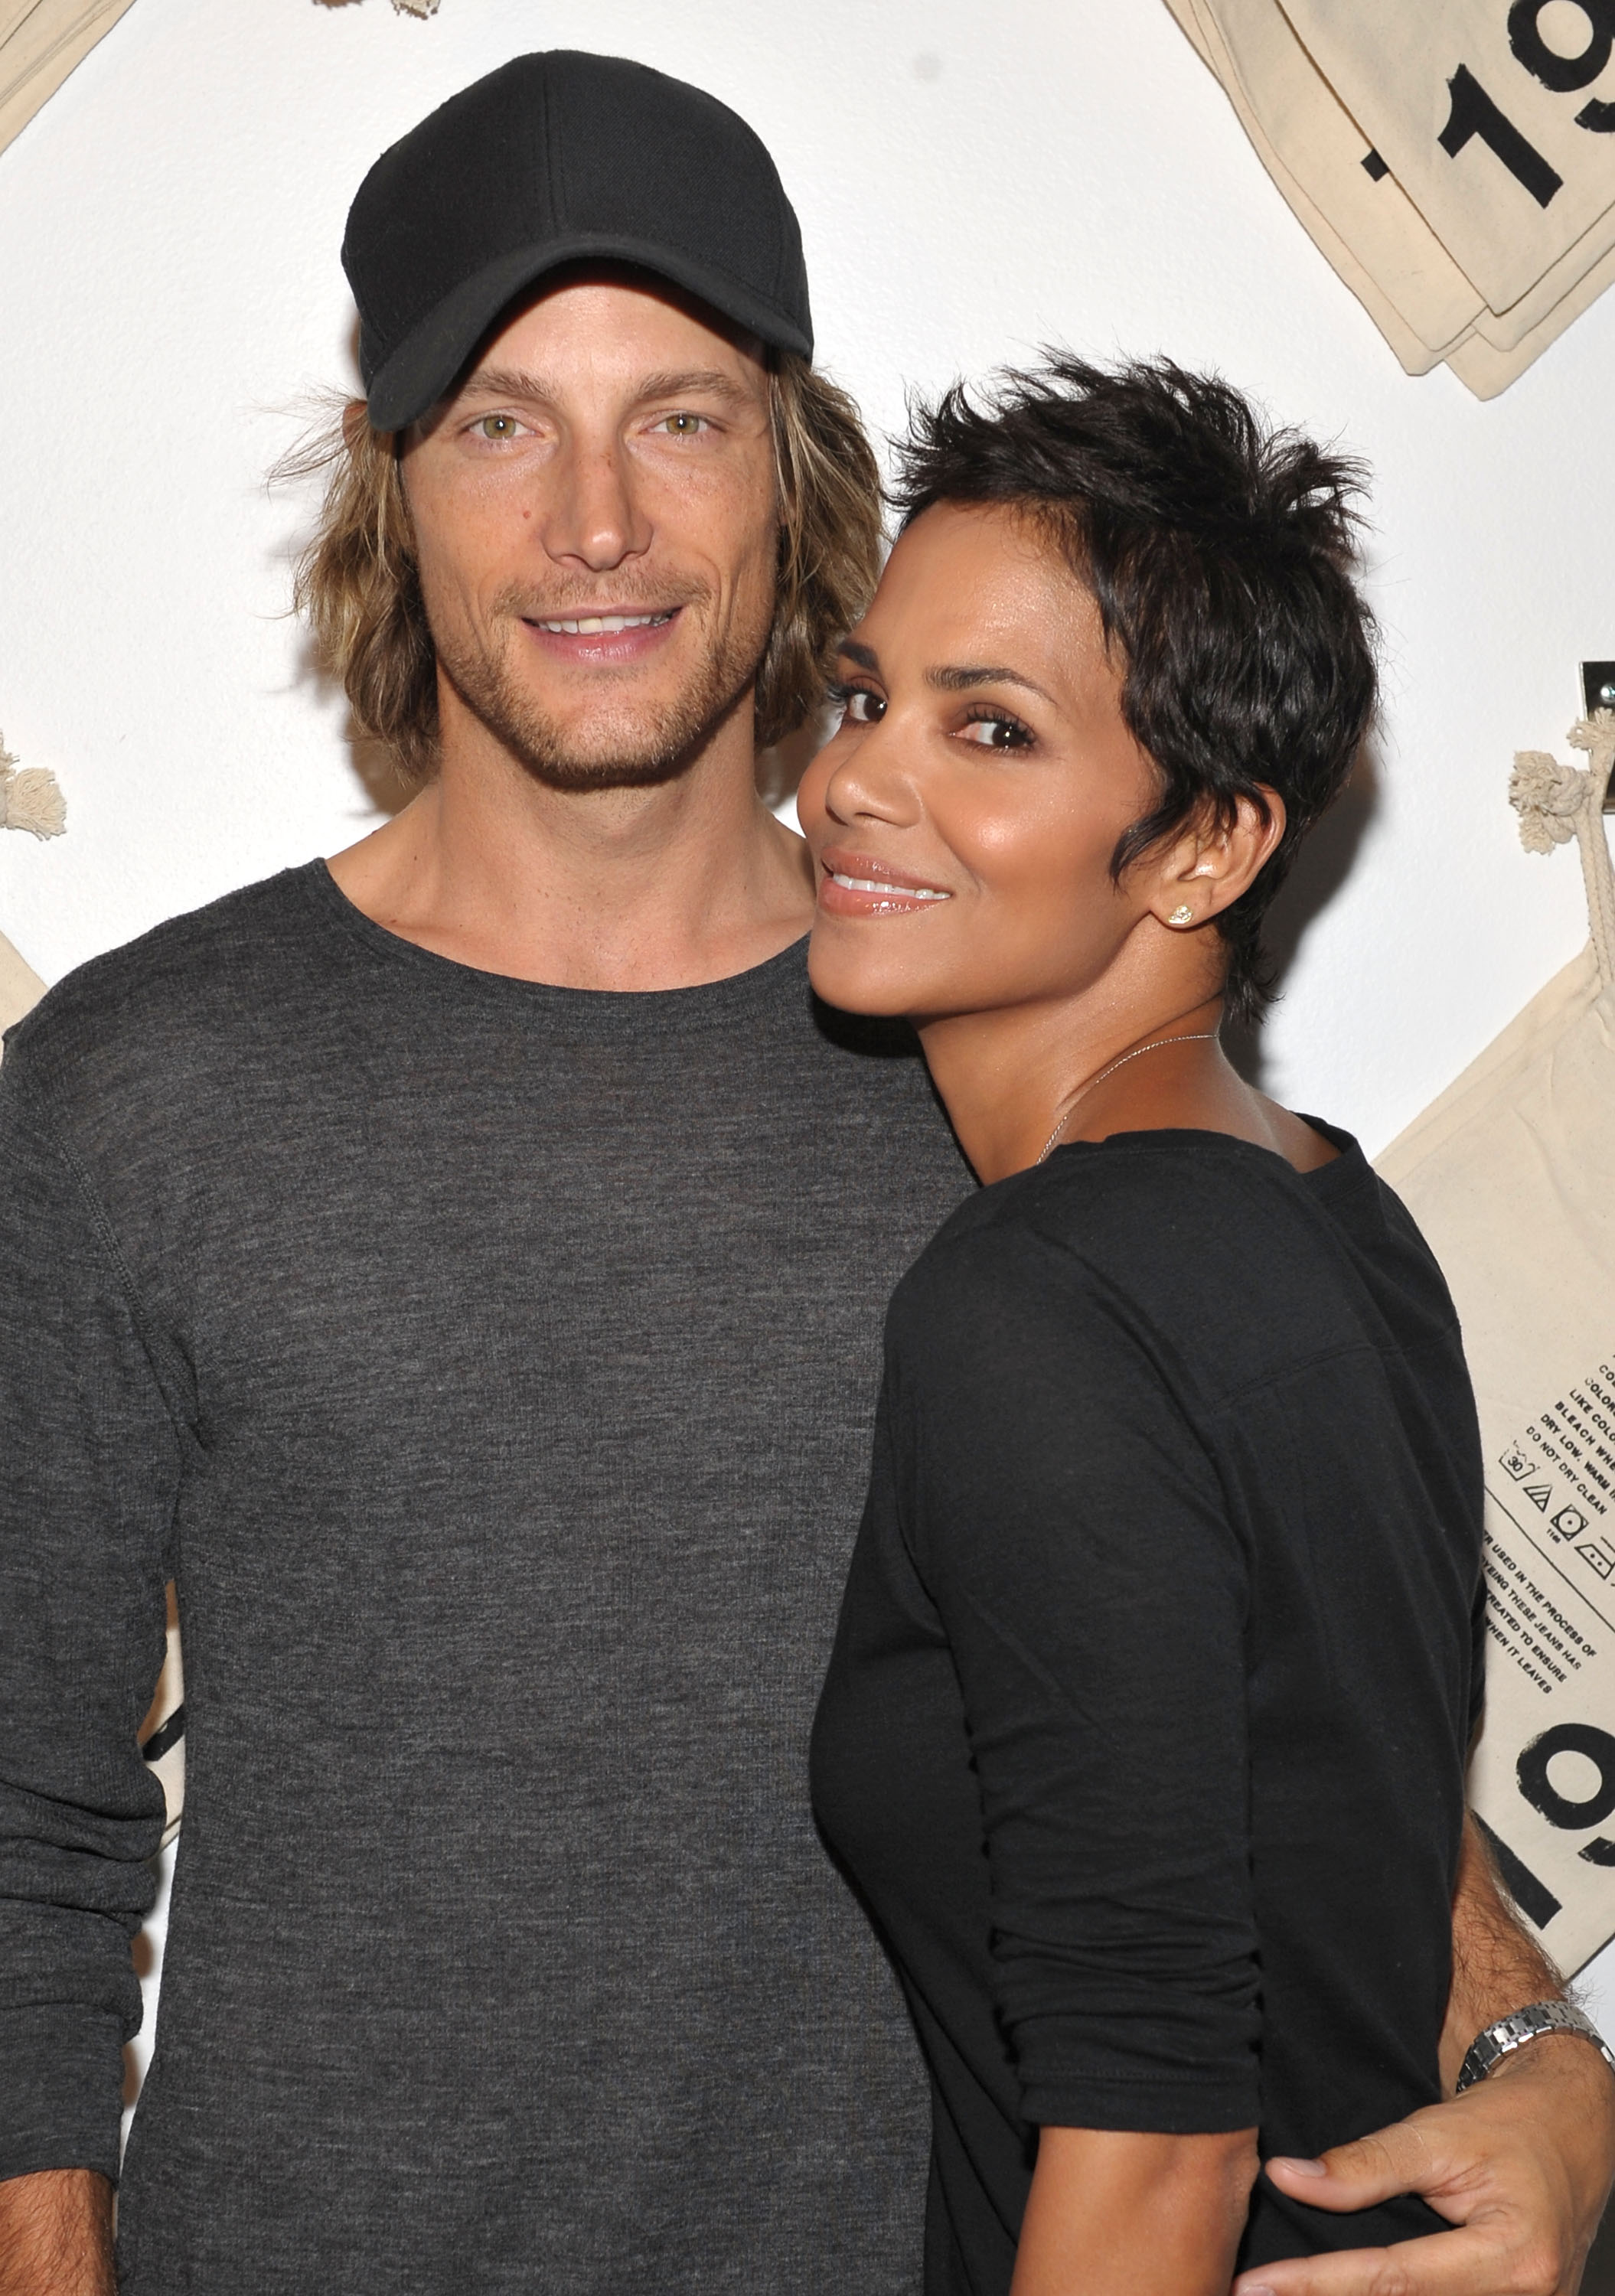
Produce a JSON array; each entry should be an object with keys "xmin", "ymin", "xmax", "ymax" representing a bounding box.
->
[{"xmin": 0, "ymin": 49, "xmax": 1609, "ymax": 2296}]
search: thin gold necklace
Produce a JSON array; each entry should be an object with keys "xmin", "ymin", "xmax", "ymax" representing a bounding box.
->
[{"xmin": 1035, "ymin": 1032, "xmax": 1221, "ymax": 1166}]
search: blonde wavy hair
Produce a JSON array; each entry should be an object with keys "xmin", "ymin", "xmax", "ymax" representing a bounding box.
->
[{"xmin": 282, "ymin": 353, "xmax": 883, "ymax": 783}]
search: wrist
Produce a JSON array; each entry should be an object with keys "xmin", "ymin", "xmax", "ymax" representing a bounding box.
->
[
  {"xmin": 1479, "ymin": 2024, "xmax": 1615, "ymax": 2125},
  {"xmin": 0, "ymin": 2168, "xmax": 114, "ymax": 2296},
  {"xmin": 1458, "ymin": 2000, "xmax": 1615, "ymax": 2095}
]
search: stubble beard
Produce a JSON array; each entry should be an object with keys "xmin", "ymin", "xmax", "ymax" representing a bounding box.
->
[{"xmin": 434, "ymin": 579, "xmax": 773, "ymax": 794}]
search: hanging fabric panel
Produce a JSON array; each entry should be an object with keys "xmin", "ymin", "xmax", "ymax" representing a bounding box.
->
[
  {"xmin": 0, "ymin": 0, "xmax": 137, "ymax": 161},
  {"xmin": 1380, "ymin": 716, "xmax": 1615, "ymax": 1971},
  {"xmin": 1164, "ymin": 0, "xmax": 1615, "ymax": 395}
]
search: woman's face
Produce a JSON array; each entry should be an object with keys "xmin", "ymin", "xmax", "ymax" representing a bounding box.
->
[{"xmin": 799, "ymin": 501, "xmax": 1166, "ymax": 1024}]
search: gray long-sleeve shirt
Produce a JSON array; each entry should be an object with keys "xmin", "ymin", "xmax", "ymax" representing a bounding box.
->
[{"xmin": 0, "ymin": 862, "xmax": 971, "ymax": 2294}]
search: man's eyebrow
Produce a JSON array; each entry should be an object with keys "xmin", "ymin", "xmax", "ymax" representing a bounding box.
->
[
  {"xmin": 633, "ymin": 368, "xmax": 758, "ymax": 410},
  {"xmin": 454, "ymin": 366, "xmax": 559, "ymax": 404},
  {"xmin": 926, "ymin": 664, "xmax": 1053, "ymax": 703},
  {"xmin": 449, "ymin": 366, "xmax": 759, "ymax": 413}
]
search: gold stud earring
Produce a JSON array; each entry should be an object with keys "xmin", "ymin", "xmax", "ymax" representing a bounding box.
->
[{"xmin": 1168, "ymin": 904, "xmax": 1195, "ymax": 926}]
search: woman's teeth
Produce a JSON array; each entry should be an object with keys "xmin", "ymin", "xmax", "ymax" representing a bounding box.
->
[
  {"xmin": 830, "ymin": 872, "xmax": 950, "ymax": 901},
  {"xmin": 537, "ymin": 613, "xmax": 673, "ymax": 634}
]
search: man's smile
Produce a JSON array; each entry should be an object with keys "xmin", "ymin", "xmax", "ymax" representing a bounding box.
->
[
  {"xmin": 532, "ymin": 612, "xmax": 674, "ymax": 635},
  {"xmin": 518, "ymin": 605, "xmax": 684, "ymax": 667}
]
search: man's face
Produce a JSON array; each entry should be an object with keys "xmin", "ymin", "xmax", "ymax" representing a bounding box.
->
[{"xmin": 400, "ymin": 274, "xmax": 780, "ymax": 791}]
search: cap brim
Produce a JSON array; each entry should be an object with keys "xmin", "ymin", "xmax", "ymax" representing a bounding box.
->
[{"xmin": 366, "ymin": 235, "xmax": 813, "ymax": 431}]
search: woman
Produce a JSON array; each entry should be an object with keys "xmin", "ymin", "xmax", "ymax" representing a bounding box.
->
[{"xmin": 801, "ymin": 357, "xmax": 1483, "ymax": 2294}]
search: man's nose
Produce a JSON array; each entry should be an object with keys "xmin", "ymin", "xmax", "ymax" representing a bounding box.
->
[{"xmin": 540, "ymin": 435, "xmax": 651, "ymax": 572}]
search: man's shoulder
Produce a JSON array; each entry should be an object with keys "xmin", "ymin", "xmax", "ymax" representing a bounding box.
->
[{"xmin": 2, "ymin": 863, "xmax": 332, "ymax": 1120}]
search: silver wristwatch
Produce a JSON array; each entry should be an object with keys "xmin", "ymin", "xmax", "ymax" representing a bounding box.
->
[{"xmin": 1456, "ymin": 1999, "xmax": 1615, "ymax": 2093}]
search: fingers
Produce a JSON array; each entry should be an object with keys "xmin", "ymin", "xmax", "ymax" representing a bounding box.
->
[
  {"xmin": 1230, "ymin": 2221, "xmax": 1558, "ymax": 2296},
  {"xmin": 1261, "ymin": 2127, "xmax": 1447, "ymax": 2219}
]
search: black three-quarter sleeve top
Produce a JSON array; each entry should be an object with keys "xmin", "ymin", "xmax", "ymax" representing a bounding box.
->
[{"xmin": 811, "ymin": 1126, "xmax": 1485, "ymax": 2294}]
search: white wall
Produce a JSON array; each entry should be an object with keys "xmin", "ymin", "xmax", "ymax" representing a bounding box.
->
[{"xmin": 5, "ymin": 0, "xmax": 1615, "ymax": 2101}]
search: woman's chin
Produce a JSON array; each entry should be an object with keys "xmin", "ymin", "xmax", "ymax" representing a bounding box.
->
[{"xmin": 805, "ymin": 938, "xmax": 924, "ymax": 1019}]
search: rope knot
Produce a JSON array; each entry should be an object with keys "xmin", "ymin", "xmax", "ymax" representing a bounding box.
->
[
  {"xmin": 0, "ymin": 739, "xmax": 67, "ymax": 841},
  {"xmin": 1510, "ymin": 752, "xmax": 1586, "ymax": 853},
  {"xmin": 1568, "ymin": 707, "xmax": 1615, "ymax": 759}
]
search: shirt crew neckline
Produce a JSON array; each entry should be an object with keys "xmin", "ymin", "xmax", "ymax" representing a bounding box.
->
[
  {"xmin": 1045, "ymin": 1118, "xmax": 1366, "ymax": 1198},
  {"xmin": 299, "ymin": 858, "xmax": 812, "ymax": 1036}
]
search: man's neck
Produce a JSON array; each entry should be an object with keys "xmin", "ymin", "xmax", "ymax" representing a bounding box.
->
[{"xmin": 327, "ymin": 702, "xmax": 816, "ymax": 992}]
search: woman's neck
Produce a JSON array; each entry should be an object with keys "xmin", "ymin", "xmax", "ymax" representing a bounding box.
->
[{"xmin": 917, "ymin": 993, "xmax": 1334, "ymax": 1185}]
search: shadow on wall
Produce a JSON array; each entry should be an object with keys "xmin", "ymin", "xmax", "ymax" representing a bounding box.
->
[
  {"xmin": 1222, "ymin": 739, "xmax": 1383, "ymax": 1091},
  {"xmin": 347, "ymin": 722, "xmax": 417, "ymax": 817},
  {"xmin": 757, "ymin": 706, "xmax": 833, "ymax": 814}
]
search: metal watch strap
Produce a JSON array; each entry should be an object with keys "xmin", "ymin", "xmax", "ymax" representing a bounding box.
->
[{"xmin": 1456, "ymin": 1999, "xmax": 1615, "ymax": 2093}]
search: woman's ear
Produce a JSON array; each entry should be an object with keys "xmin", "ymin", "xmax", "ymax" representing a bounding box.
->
[{"xmin": 1150, "ymin": 791, "xmax": 1286, "ymax": 931}]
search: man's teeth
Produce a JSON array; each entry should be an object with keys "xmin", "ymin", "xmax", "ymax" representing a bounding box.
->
[
  {"xmin": 830, "ymin": 872, "xmax": 949, "ymax": 901},
  {"xmin": 537, "ymin": 612, "xmax": 673, "ymax": 634}
]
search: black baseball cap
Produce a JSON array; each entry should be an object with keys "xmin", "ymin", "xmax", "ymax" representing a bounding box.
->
[{"xmin": 344, "ymin": 51, "xmax": 814, "ymax": 433}]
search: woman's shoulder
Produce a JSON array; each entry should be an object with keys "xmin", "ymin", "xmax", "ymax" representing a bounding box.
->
[
  {"xmin": 892, "ymin": 1126, "xmax": 1446, "ymax": 1404},
  {"xmin": 924, "ymin": 1125, "xmax": 1362, "ymax": 1266}
]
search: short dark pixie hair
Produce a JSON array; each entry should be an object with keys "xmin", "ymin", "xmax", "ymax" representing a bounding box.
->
[{"xmin": 890, "ymin": 355, "xmax": 1377, "ymax": 1024}]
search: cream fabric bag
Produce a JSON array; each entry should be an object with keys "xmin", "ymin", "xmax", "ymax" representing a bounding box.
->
[
  {"xmin": 0, "ymin": 928, "xmax": 44, "ymax": 1038},
  {"xmin": 1380, "ymin": 714, "xmax": 1615, "ymax": 1974},
  {"xmin": 1165, "ymin": 0, "xmax": 1615, "ymax": 395},
  {"xmin": 0, "ymin": 1, "xmax": 138, "ymax": 159}
]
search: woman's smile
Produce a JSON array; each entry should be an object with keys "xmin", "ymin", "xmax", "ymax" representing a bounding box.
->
[{"xmin": 818, "ymin": 846, "xmax": 954, "ymax": 917}]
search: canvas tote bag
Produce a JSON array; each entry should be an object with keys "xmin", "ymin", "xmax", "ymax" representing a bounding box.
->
[
  {"xmin": 0, "ymin": 928, "xmax": 44, "ymax": 1037},
  {"xmin": 1379, "ymin": 713, "xmax": 1615, "ymax": 1974},
  {"xmin": 0, "ymin": 0, "xmax": 138, "ymax": 159},
  {"xmin": 1164, "ymin": 0, "xmax": 1615, "ymax": 395}
]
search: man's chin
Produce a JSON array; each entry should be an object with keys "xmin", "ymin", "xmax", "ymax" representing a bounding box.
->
[
  {"xmin": 439, "ymin": 627, "xmax": 761, "ymax": 795},
  {"xmin": 514, "ymin": 741, "xmax": 700, "ymax": 795}
]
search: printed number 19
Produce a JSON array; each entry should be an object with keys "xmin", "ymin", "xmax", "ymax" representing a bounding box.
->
[
  {"xmin": 1439, "ymin": 63, "xmax": 1564, "ymax": 206},
  {"xmin": 1519, "ymin": 1721, "xmax": 1615, "ymax": 1863}
]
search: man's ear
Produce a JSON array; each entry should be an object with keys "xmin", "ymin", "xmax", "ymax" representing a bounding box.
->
[{"xmin": 1147, "ymin": 791, "xmax": 1285, "ymax": 932}]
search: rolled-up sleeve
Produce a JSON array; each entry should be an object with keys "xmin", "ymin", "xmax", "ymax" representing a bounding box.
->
[
  {"xmin": 0, "ymin": 1048, "xmax": 175, "ymax": 2183},
  {"xmin": 893, "ymin": 1226, "xmax": 1261, "ymax": 2132}
]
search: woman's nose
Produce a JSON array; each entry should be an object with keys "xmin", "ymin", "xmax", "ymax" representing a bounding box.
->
[{"xmin": 821, "ymin": 714, "xmax": 923, "ymax": 829}]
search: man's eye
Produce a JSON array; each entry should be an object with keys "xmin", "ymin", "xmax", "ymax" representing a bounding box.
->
[
  {"xmin": 658, "ymin": 412, "xmax": 707, "ymax": 436},
  {"xmin": 472, "ymin": 414, "xmax": 525, "ymax": 442},
  {"xmin": 958, "ymin": 711, "xmax": 1033, "ymax": 751}
]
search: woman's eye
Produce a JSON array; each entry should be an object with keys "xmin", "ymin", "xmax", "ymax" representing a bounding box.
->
[
  {"xmin": 958, "ymin": 712, "xmax": 1033, "ymax": 751},
  {"xmin": 472, "ymin": 414, "xmax": 525, "ymax": 442},
  {"xmin": 839, "ymin": 688, "xmax": 886, "ymax": 726}
]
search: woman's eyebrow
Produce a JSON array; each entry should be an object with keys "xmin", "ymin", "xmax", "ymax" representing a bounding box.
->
[
  {"xmin": 928, "ymin": 664, "xmax": 1054, "ymax": 703},
  {"xmin": 838, "ymin": 639, "xmax": 881, "ymax": 672}
]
